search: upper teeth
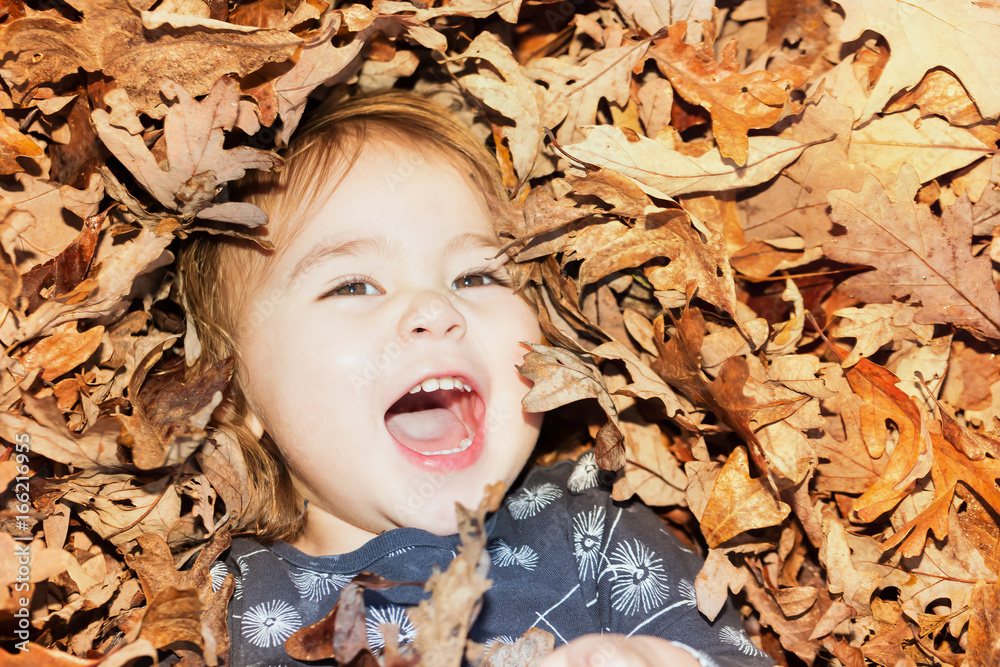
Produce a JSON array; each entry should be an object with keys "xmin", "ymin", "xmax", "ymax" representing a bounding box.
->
[{"xmin": 408, "ymin": 376, "xmax": 473, "ymax": 394}]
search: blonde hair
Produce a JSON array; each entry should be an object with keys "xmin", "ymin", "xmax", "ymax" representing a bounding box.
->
[{"xmin": 179, "ymin": 90, "xmax": 535, "ymax": 543}]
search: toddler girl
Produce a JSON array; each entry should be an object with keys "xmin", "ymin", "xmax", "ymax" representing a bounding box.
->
[{"xmin": 178, "ymin": 90, "xmax": 774, "ymax": 667}]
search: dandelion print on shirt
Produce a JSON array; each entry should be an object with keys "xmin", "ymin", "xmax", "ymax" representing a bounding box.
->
[
  {"xmin": 366, "ymin": 605, "xmax": 417, "ymax": 652},
  {"xmin": 605, "ymin": 539, "xmax": 670, "ymax": 615},
  {"xmin": 720, "ymin": 626, "xmax": 768, "ymax": 658},
  {"xmin": 488, "ymin": 539, "xmax": 540, "ymax": 570},
  {"xmin": 484, "ymin": 635, "xmax": 516, "ymax": 650},
  {"xmin": 289, "ymin": 568, "xmax": 351, "ymax": 601},
  {"xmin": 567, "ymin": 451, "xmax": 600, "ymax": 492},
  {"xmin": 677, "ymin": 579, "xmax": 698, "ymax": 607},
  {"xmin": 242, "ymin": 599, "xmax": 302, "ymax": 648},
  {"xmin": 210, "ymin": 561, "xmax": 229, "ymax": 592},
  {"xmin": 572, "ymin": 506, "xmax": 605, "ymax": 581},
  {"xmin": 507, "ymin": 482, "xmax": 562, "ymax": 520}
]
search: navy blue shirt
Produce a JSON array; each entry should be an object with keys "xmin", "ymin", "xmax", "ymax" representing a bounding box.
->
[{"xmin": 213, "ymin": 451, "xmax": 774, "ymax": 666}]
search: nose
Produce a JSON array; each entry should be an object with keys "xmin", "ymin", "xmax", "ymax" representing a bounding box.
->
[{"xmin": 397, "ymin": 289, "xmax": 467, "ymax": 342}]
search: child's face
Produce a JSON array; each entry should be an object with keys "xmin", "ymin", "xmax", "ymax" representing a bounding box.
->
[{"xmin": 237, "ymin": 140, "xmax": 544, "ymax": 555}]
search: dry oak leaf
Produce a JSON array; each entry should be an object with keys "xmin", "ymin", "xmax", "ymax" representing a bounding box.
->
[
  {"xmin": 880, "ymin": 536, "xmax": 982, "ymax": 636},
  {"xmin": 126, "ymin": 529, "xmax": 235, "ymax": 661},
  {"xmin": 18, "ymin": 208, "xmax": 104, "ymax": 318},
  {"xmin": 517, "ymin": 344, "xmax": 625, "ymax": 470},
  {"xmin": 842, "ymin": 355, "xmax": 934, "ymax": 523},
  {"xmin": 118, "ymin": 348, "xmax": 232, "ymax": 470},
  {"xmin": 699, "ymin": 445, "xmax": 790, "ymax": 547},
  {"xmin": 0, "ymin": 640, "xmax": 158, "ymax": 666},
  {"xmin": 1, "ymin": 173, "xmax": 90, "ymax": 273},
  {"xmin": 693, "ymin": 548, "xmax": 748, "ymax": 621},
  {"xmin": 56, "ymin": 471, "xmax": 184, "ymax": 545},
  {"xmin": 564, "ymin": 125, "xmax": 810, "ymax": 199},
  {"xmin": 738, "ymin": 94, "xmax": 872, "ymax": 248},
  {"xmin": 576, "ymin": 208, "xmax": 741, "ymax": 321},
  {"xmin": 444, "ymin": 32, "xmax": 545, "ymax": 185},
  {"xmin": 813, "ymin": 393, "xmax": 889, "ymax": 495},
  {"xmin": 848, "ymin": 108, "xmax": 993, "ymax": 184},
  {"xmin": 0, "ymin": 391, "xmax": 123, "ymax": 470},
  {"xmin": 831, "ymin": 303, "xmax": 931, "ymax": 368},
  {"xmin": 285, "ymin": 573, "xmax": 390, "ymax": 664},
  {"xmin": 878, "ymin": 428, "xmax": 1000, "ymax": 558},
  {"xmin": 0, "ymin": 108, "xmax": 43, "ymax": 174},
  {"xmin": 373, "ymin": 0, "xmax": 522, "ymax": 24},
  {"xmin": 267, "ymin": 6, "xmax": 379, "ymax": 144},
  {"xmin": 823, "ymin": 163, "xmax": 1000, "ymax": 340},
  {"xmin": 92, "ymin": 76, "xmax": 282, "ymax": 225},
  {"xmin": 409, "ymin": 483, "xmax": 508, "ymax": 667},
  {"xmin": 13, "ymin": 226, "xmax": 173, "ymax": 345},
  {"xmin": 968, "ymin": 579, "xmax": 1000, "ymax": 667},
  {"xmin": 19, "ymin": 321, "xmax": 104, "ymax": 382},
  {"xmin": 0, "ymin": 0, "xmax": 299, "ymax": 111},
  {"xmin": 590, "ymin": 339, "xmax": 690, "ymax": 423},
  {"xmin": 834, "ymin": 0, "xmax": 1000, "ymax": 121},
  {"xmin": 527, "ymin": 38, "xmax": 649, "ymax": 147},
  {"xmin": 648, "ymin": 20, "xmax": 810, "ymax": 165},
  {"xmin": 885, "ymin": 68, "xmax": 986, "ymax": 128},
  {"xmin": 614, "ymin": 0, "xmax": 712, "ymax": 39}
]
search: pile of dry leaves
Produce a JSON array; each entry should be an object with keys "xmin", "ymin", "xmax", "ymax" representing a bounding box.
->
[{"xmin": 1, "ymin": 0, "xmax": 999, "ymax": 664}]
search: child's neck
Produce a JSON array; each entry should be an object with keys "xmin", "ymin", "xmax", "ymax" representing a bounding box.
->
[{"xmin": 288, "ymin": 507, "xmax": 382, "ymax": 557}]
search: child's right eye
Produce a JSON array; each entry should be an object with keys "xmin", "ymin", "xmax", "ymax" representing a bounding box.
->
[{"xmin": 324, "ymin": 275, "xmax": 381, "ymax": 297}]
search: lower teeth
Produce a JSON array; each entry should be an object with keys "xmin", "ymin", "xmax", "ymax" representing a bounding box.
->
[{"xmin": 426, "ymin": 436, "xmax": 473, "ymax": 456}]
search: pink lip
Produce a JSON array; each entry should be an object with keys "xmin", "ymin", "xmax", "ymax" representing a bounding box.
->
[
  {"xmin": 388, "ymin": 405, "xmax": 486, "ymax": 473},
  {"xmin": 384, "ymin": 369, "xmax": 488, "ymax": 473}
]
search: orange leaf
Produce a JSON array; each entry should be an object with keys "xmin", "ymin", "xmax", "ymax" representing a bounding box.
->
[
  {"xmin": 649, "ymin": 21, "xmax": 810, "ymax": 165},
  {"xmin": 0, "ymin": 109, "xmax": 43, "ymax": 174},
  {"xmin": 700, "ymin": 446, "xmax": 790, "ymax": 547},
  {"xmin": 844, "ymin": 356, "xmax": 933, "ymax": 523}
]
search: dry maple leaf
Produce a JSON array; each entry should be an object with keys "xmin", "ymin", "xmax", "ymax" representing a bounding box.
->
[
  {"xmin": 648, "ymin": 20, "xmax": 810, "ymax": 165},
  {"xmin": 834, "ymin": 0, "xmax": 1000, "ymax": 121},
  {"xmin": 824, "ymin": 163, "xmax": 1000, "ymax": 340}
]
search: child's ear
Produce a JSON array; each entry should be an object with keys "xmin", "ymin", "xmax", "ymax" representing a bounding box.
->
[{"xmin": 245, "ymin": 411, "xmax": 265, "ymax": 439}]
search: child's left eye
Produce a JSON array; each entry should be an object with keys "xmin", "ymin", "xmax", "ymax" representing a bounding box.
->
[
  {"xmin": 453, "ymin": 270, "xmax": 511, "ymax": 290},
  {"xmin": 453, "ymin": 274, "xmax": 493, "ymax": 289}
]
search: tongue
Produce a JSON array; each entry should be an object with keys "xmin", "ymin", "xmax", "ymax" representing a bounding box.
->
[{"xmin": 385, "ymin": 408, "xmax": 469, "ymax": 455}]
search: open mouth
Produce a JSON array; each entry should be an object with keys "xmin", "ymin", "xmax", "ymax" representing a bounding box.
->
[{"xmin": 384, "ymin": 377, "xmax": 485, "ymax": 457}]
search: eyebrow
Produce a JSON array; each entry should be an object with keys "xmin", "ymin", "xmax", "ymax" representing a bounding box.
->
[{"xmin": 286, "ymin": 231, "xmax": 502, "ymax": 288}]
